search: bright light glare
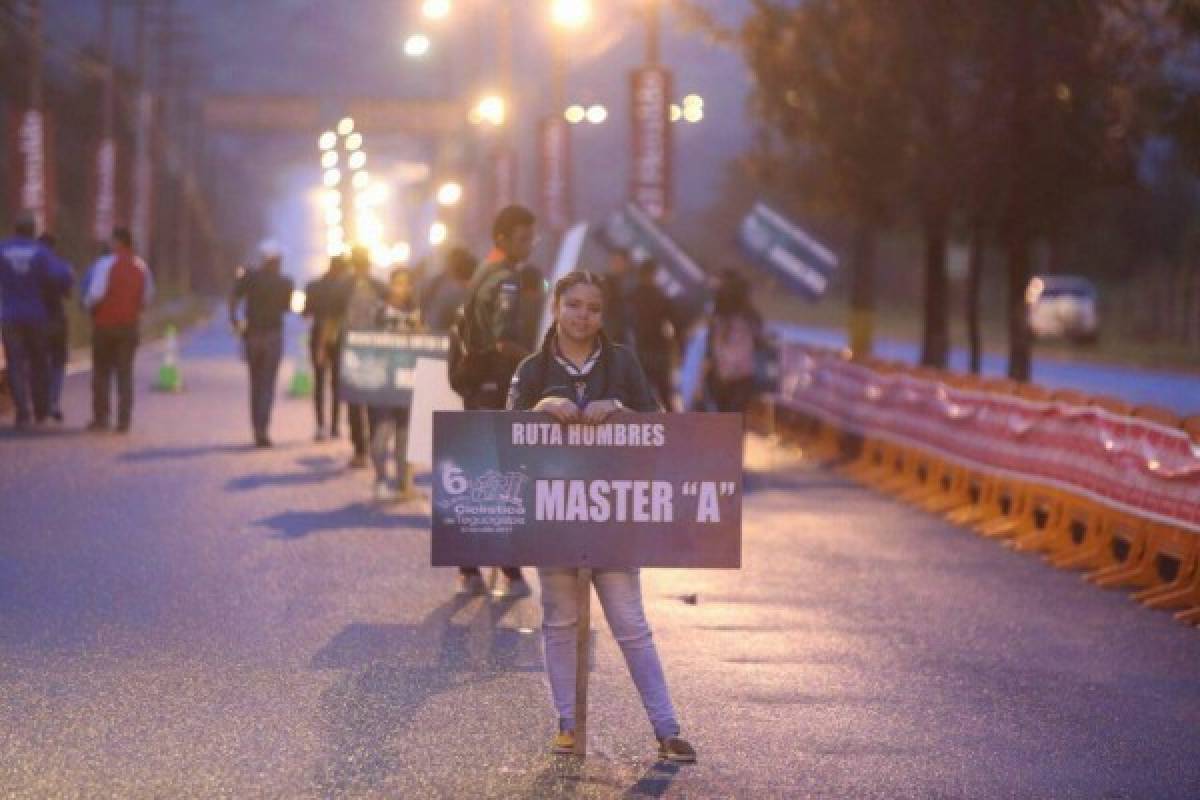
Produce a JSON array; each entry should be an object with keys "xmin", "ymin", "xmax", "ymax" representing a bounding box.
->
[
  {"xmin": 564, "ymin": 104, "xmax": 585, "ymax": 124},
  {"xmin": 405, "ymin": 33, "xmax": 432, "ymax": 58},
  {"xmin": 321, "ymin": 151, "xmax": 338, "ymax": 169},
  {"xmin": 392, "ymin": 242, "xmax": 412, "ymax": 264},
  {"xmin": 366, "ymin": 182, "xmax": 390, "ymax": 205},
  {"xmin": 352, "ymin": 171, "xmax": 370, "ymax": 190},
  {"xmin": 322, "ymin": 190, "xmax": 341, "ymax": 208},
  {"xmin": 324, "ymin": 207, "xmax": 342, "ymax": 226},
  {"xmin": 436, "ymin": 181, "xmax": 463, "ymax": 206},
  {"xmin": 326, "ymin": 242, "xmax": 344, "ymax": 257},
  {"xmin": 290, "ymin": 290, "xmax": 307, "ymax": 314},
  {"xmin": 683, "ymin": 105, "xmax": 704, "ymax": 123},
  {"xmin": 669, "ymin": 103, "xmax": 682, "ymax": 122},
  {"xmin": 318, "ymin": 131, "xmax": 337, "ymax": 151},
  {"xmin": 682, "ymin": 93, "xmax": 704, "ymax": 109},
  {"xmin": 347, "ymin": 151, "xmax": 367, "ymax": 171},
  {"xmin": 422, "ymin": 0, "xmax": 450, "ymax": 20},
  {"xmin": 473, "ymin": 94, "xmax": 505, "ymax": 126},
  {"xmin": 337, "ymin": 117, "xmax": 355, "ymax": 136},
  {"xmin": 329, "ymin": 225, "xmax": 345, "ymax": 241},
  {"xmin": 429, "ymin": 221, "xmax": 448, "ymax": 246},
  {"xmin": 551, "ymin": 0, "xmax": 592, "ymax": 29},
  {"xmin": 323, "ymin": 168, "xmax": 342, "ymax": 187},
  {"xmin": 345, "ymin": 132, "xmax": 363, "ymax": 151},
  {"xmin": 586, "ymin": 104, "xmax": 607, "ymax": 124}
]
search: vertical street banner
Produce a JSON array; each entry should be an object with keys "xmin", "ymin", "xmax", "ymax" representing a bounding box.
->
[
  {"xmin": 14, "ymin": 109, "xmax": 52, "ymax": 232},
  {"xmin": 339, "ymin": 330, "xmax": 451, "ymax": 407},
  {"xmin": 432, "ymin": 412, "xmax": 743, "ymax": 568},
  {"xmin": 491, "ymin": 145, "xmax": 517, "ymax": 218},
  {"xmin": 630, "ymin": 66, "xmax": 672, "ymax": 221},
  {"xmin": 93, "ymin": 137, "xmax": 117, "ymax": 242},
  {"xmin": 538, "ymin": 116, "xmax": 572, "ymax": 232},
  {"xmin": 132, "ymin": 91, "xmax": 155, "ymax": 255}
]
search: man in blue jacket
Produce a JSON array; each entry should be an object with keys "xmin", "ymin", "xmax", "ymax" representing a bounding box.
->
[
  {"xmin": 0, "ymin": 215, "xmax": 58, "ymax": 427},
  {"xmin": 37, "ymin": 233, "xmax": 75, "ymax": 423}
]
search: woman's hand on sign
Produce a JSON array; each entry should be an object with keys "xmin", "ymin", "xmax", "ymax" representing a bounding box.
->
[
  {"xmin": 582, "ymin": 399, "xmax": 624, "ymax": 424},
  {"xmin": 535, "ymin": 396, "xmax": 579, "ymax": 423}
]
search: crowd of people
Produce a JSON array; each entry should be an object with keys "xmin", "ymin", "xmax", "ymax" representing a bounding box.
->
[{"xmin": 0, "ymin": 216, "xmax": 154, "ymax": 432}]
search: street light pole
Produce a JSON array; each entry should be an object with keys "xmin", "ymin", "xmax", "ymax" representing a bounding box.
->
[{"xmin": 645, "ymin": 0, "xmax": 661, "ymax": 67}]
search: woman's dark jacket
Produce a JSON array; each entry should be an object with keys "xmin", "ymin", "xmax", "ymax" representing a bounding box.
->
[{"xmin": 506, "ymin": 339, "xmax": 660, "ymax": 413}]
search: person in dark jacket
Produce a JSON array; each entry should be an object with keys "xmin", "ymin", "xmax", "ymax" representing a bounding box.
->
[
  {"xmin": 228, "ymin": 240, "xmax": 294, "ymax": 447},
  {"xmin": 341, "ymin": 245, "xmax": 389, "ymax": 468},
  {"xmin": 506, "ymin": 270, "xmax": 697, "ymax": 764},
  {"xmin": 84, "ymin": 227, "xmax": 155, "ymax": 433},
  {"xmin": 37, "ymin": 233, "xmax": 75, "ymax": 423},
  {"xmin": 456, "ymin": 204, "xmax": 537, "ymax": 598},
  {"xmin": 601, "ymin": 247, "xmax": 634, "ymax": 348},
  {"xmin": 420, "ymin": 246, "xmax": 475, "ymax": 333},
  {"xmin": 303, "ymin": 254, "xmax": 351, "ymax": 440},
  {"xmin": 367, "ymin": 266, "xmax": 423, "ymax": 502},
  {"xmin": 703, "ymin": 268, "xmax": 764, "ymax": 414},
  {"xmin": 0, "ymin": 215, "xmax": 58, "ymax": 428},
  {"xmin": 628, "ymin": 258, "xmax": 679, "ymax": 412}
]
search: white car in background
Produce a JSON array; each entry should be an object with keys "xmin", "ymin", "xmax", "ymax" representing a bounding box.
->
[{"xmin": 1026, "ymin": 274, "xmax": 1100, "ymax": 343}]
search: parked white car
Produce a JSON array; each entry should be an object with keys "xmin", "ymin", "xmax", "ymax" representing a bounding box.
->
[{"xmin": 1026, "ymin": 274, "xmax": 1099, "ymax": 343}]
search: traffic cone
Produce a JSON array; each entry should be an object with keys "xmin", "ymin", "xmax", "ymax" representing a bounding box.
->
[
  {"xmin": 154, "ymin": 324, "xmax": 184, "ymax": 392},
  {"xmin": 288, "ymin": 333, "xmax": 313, "ymax": 398}
]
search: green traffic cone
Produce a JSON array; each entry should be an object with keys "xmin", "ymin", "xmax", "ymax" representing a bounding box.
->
[
  {"xmin": 154, "ymin": 324, "xmax": 184, "ymax": 392},
  {"xmin": 289, "ymin": 333, "xmax": 313, "ymax": 398}
]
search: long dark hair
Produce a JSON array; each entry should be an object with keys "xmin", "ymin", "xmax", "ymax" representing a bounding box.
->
[{"xmin": 535, "ymin": 270, "xmax": 613, "ymax": 398}]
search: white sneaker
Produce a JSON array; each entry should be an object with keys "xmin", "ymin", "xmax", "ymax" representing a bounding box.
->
[
  {"xmin": 373, "ymin": 480, "xmax": 397, "ymax": 502},
  {"xmin": 493, "ymin": 575, "xmax": 532, "ymax": 599}
]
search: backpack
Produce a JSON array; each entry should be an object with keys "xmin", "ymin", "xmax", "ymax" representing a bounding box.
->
[
  {"xmin": 446, "ymin": 262, "xmax": 506, "ymax": 397},
  {"xmin": 711, "ymin": 314, "xmax": 757, "ymax": 382}
]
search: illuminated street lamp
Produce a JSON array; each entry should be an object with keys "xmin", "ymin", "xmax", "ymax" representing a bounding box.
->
[
  {"xmin": 320, "ymin": 151, "xmax": 338, "ymax": 169},
  {"xmin": 669, "ymin": 103, "xmax": 682, "ymax": 122},
  {"xmin": 404, "ymin": 33, "xmax": 432, "ymax": 58},
  {"xmin": 318, "ymin": 131, "xmax": 337, "ymax": 151},
  {"xmin": 564, "ymin": 104, "xmax": 586, "ymax": 124},
  {"xmin": 348, "ymin": 151, "xmax": 367, "ymax": 171},
  {"xmin": 585, "ymin": 104, "xmax": 607, "ymax": 124},
  {"xmin": 429, "ymin": 221, "xmax": 448, "ymax": 247},
  {"xmin": 436, "ymin": 181, "xmax": 463, "ymax": 207},
  {"xmin": 551, "ymin": 0, "xmax": 592, "ymax": 29},
  {"xmin": 422, "ymin": 0, "xmax": 451, "ymax": 20},
  {"xmin": 345, "ymin": 132, "xmax": 363, "ymax": 151},
  {"xmin": 323, "ymin": 168, "xmax": 341, "ymax": 187},
  {"xmin": 470, "ymin": 94, "xmax": 506, "ymax": 127},
  {"xmin": 337, "ymin": 117, "xmax": 355, "ymax": 136}
]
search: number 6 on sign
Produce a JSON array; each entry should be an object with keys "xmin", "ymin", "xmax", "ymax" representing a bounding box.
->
[{"xmin": 441, "ymin": 462, "xmax": 468, "ymax": 495}]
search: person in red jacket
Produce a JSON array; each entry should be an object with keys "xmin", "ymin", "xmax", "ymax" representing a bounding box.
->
[{"xmin": 84, "ymin": 227, "xmax": 155, "ymax": 433}]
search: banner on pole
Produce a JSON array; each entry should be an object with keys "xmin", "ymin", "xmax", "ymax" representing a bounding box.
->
[
  {"xmin": 432, "ymin": 412, "xmax": 743, "ymax": 568},
  {"xmin": 538, "ymin": 116, "xmax": 572, "ymax": 232},
  {"xmin": 15, "ymin": 110, "xmax": 51, "ymax": 232},
  {"xmin": 339, "ymin": 330, "xmax": 450, "ymax": 407},
  {"xmin": 93, "ymin": 137, "xmax": 117, "ymax": 241},
  {"xmin": 630, "ymin": 66, "xmax": 672, "ymax": 221}
]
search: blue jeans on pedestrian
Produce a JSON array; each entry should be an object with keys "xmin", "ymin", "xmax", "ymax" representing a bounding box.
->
[
  {"xmin": 538, "ymin": 567, "xmax": 681, "ymax": 740},
  {"xmin": 2, "ymin": 320, "xmax": 50, "ymax": 423}
]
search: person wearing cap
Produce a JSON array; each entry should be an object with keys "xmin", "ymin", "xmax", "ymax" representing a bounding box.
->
[
  {"xmin": 84, "ymin": 227, "xmax": 155, "ymax": 433},
  {"xmin": 0, "ymin": 215, "xmax": 61, "ymax": 428},
  {"xmin": 228, "ymin": 239, "xmax": 294, "ymax": 447}
]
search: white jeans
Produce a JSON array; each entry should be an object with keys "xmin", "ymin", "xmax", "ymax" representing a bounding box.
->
[{"xmin": 538, "ymin": 567, "xmax": 680, "ymax": 739}]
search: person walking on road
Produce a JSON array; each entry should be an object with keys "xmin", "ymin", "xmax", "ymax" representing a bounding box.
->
[
  {"xmin": 37, "ymin": 233, "xmax": 75, "ymax": 423},
  {"xmin": 303, "ymin": 254, "xmax": 351, "ymax": 441},
  {"xmin": 453, "ymin": 204, "xmax": 538, "ymax": 598},
  {"xmin": 228, "ymin": 240, "xmax": 294, "ymax": 447},
  {"xmin": 84, "ymin": 227, "xmax": 154, "ymax": 433},
  {"xmin": 0, "ymin": 215, "xmax": 60, "ymax": 428},
  {"xmin": 367, "ymin": 267, "xmax": 422, "ymax": 502},
  {"xmin": 420, "ymin": 246, "xmax": 475, "ymax": 333},
  {"xmin": 506, "ymin": 270, "xmax": 697, "ymax": 763},
  {"xmin": 629, "ymin": 258, "xmax": 679, "ymax": 412},
  {"xmin": 341, "ymin": 245, "xmax": 388, "ymax": 468},
  {"xmin": 704, "ymin": 269, "xmax": 765, "ymax": 414}
]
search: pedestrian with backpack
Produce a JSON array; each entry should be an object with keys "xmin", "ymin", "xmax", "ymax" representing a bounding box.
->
[
  {"xmin": 506, "ymin": 269, "xmax": 697, "ymax": 763},
  {"xmin": 704, "ymin": 269, "xmax": 765, "ymax": 414},
  {"xmin": 447, "ymin": 204, "xmax": 537, "ymax": 598}
]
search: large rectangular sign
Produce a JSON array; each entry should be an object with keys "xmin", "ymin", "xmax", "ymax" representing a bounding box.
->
[
  {"xmin": 431, "ymin": 412, "xmax": 743, "ymax": 568},
  {"xmin": 630, "ymin": 67, "xmax": 672, "ymax": 221},
  {"xmin": 339, "ymin": 331, "xmax": 450, "ymax": 406},
  {"xmin": 739, "ymin": 202, "xmax": 838, "ymax": 301}
]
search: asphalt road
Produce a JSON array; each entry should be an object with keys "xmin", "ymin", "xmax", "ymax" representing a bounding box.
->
[{"xmin": 2, "ymin": 317, "xmax": 1199, "ymax": 798}]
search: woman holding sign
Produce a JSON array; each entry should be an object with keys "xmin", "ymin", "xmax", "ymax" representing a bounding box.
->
[{"xmin": 506, "ymin": 271, "xmax": 697, "ymax": 763}]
